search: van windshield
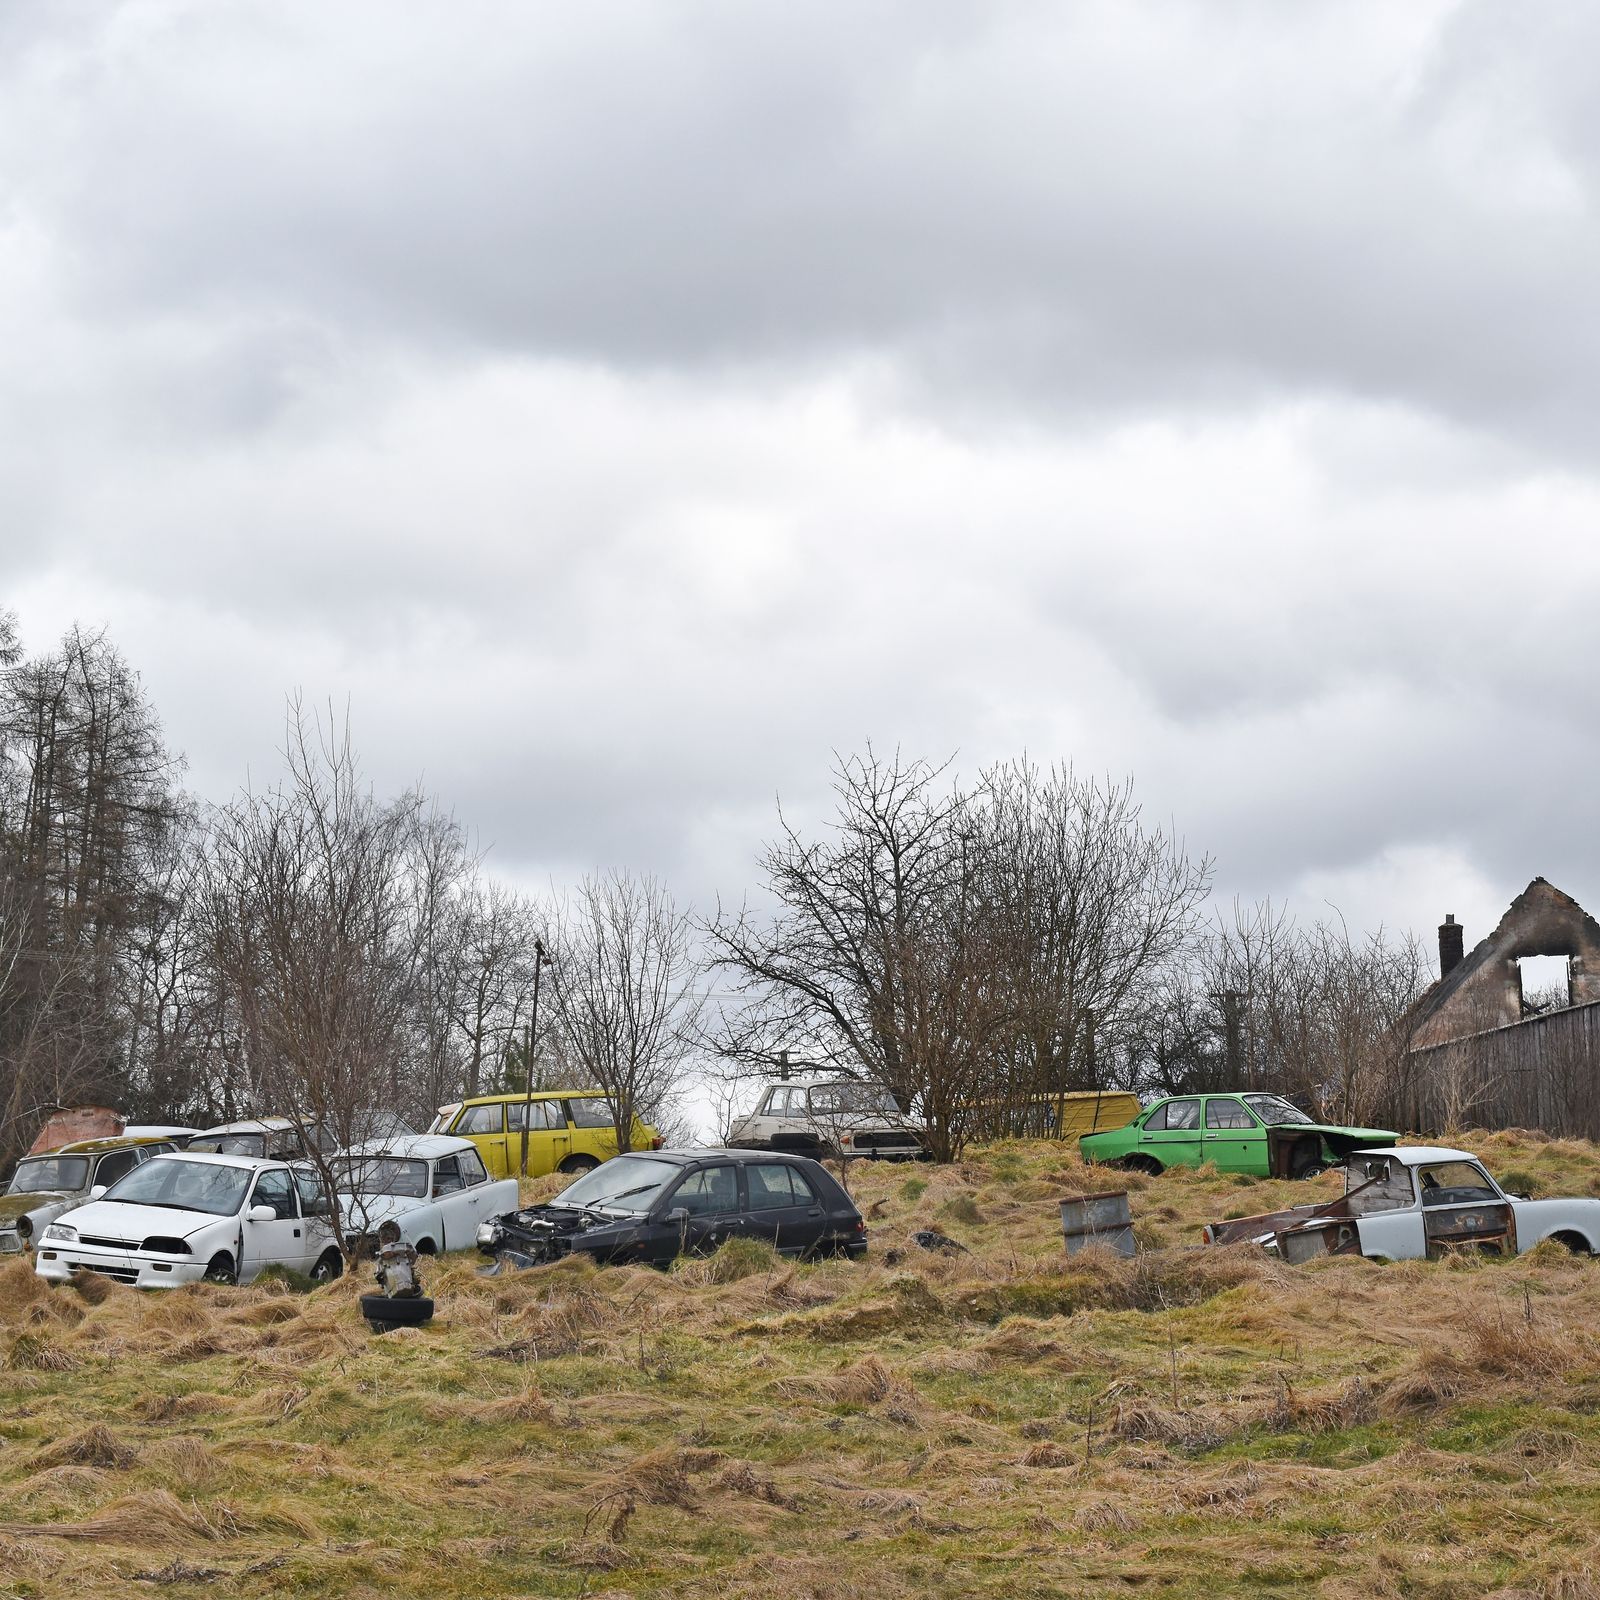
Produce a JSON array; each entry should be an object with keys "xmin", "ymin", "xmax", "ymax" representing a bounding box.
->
[{"xmin": 554, "ymin": 1155, "xmax": 676, "ymax": 1215}]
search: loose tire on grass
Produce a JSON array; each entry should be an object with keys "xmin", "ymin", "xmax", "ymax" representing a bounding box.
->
[{"xmin": 361, "ymin": 1293, "xmax": 434, "ymax": 1332}]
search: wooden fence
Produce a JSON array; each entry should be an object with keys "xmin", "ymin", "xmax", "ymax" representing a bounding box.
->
[{"xmin": 1396, "ymin": 999, "xmax": 1600, "ymax": 1139}]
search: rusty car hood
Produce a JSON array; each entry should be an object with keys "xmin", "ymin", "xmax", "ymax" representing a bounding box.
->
[{"xmin": 0, "ymin": 1191, "xmax": 73, "ymax": 1223}]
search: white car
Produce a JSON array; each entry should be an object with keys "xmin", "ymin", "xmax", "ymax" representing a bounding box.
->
[
  {"xmin": 1204, "ymin": 1145, "xmax": 1600, "ymax": 1262},
  {"xmin": 334, "ymin": 1134, "xmax": 519, "ymax": 1255},
  {"xmin": 727, "ymin": 1079, "xmax": 928, "ymax": 1161},
  {"xmin": 34, "ymin": 1152, "xmax": 341, "ymax": 1288},
  {"xmin": 186, "ymin": 1117, "xmax": 309, "ymax": 1160}
]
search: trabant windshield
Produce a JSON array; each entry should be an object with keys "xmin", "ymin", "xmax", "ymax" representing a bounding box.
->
[
  {"xmin": 8, "ymin": 1156, "xmax": 90, "ymax": 1195},
  {"xmin": 334, "ymin": 1157, "xmax": 428, "ymax": 1198}
]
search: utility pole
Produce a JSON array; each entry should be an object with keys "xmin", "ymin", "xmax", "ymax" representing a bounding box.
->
[{"xmin": 520, "ymin": 938, "xmax": 550, "ymax": 1180}]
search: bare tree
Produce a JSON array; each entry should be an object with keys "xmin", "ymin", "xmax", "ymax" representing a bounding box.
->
[
  {"xmin": 199, "ymin": 701, "xmax": 426, "ymax": 1250},
  {"xmin": 705, "ymin": 749, "xmax": 1014, "ymax": 1160},
  {"xmin": 974, "ymin": 760, "xmax": 1211, "ymax": 1129},
  {"xmin": 1128, "ymin": 898, "xmax": 1427, "ymax": 1121},
  {"xmin": 544, "ymin": 870, "xmax": 702, "ymax": 1154},
  {"xmin": 706, "ymin": 750, "xmax": 1210, "ymax": 1159},
  {"xmin": 444, "ymin": 877, "xmax": 544, "ymax": 1102}
]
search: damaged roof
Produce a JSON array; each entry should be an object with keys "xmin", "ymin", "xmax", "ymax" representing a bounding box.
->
[{"xmin": 1400, "ymin": 877, "xmax": 1600, "ymax": 1047}]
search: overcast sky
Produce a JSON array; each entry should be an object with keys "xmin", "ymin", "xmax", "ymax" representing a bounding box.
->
[{"xmin": 4, "ymin": 0, "xmax": 1599, "ymax": 963}]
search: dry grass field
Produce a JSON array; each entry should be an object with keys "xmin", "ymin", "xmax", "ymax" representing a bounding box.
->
[{"xmin": 6, "ymin": 1130, "xmax": 1600, "ymax": 1598}]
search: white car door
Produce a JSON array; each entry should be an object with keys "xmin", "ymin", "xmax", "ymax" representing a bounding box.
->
[
  {"xmin": 241, "ymin": 1167, "xmax": 311, "ymax": 1281},
  {"xmin": 452, "ymin": 1147, "xmax": 498, "ymax": 1242},
  {"xmin": 430, "ymin": 1155, "xmax": 470, "ymax": 1251},
  {"xmin": 293, "ymin": 1168, "xmax": 337, "ymax": 1257},
  {"xmin": 1349, "ymin": 1160, "xmax": 1427, "ymax": 1260}
]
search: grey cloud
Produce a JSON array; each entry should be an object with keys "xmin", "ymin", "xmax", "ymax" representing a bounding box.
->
[{"xmin": 6, "ymin": 3, "xmax": 1599, "ymax": 455}]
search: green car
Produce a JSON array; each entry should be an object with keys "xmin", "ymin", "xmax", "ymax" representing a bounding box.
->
[{"xmin": 1078, "ymin": 1092, "xmax": 1399, "ymax": 1180}]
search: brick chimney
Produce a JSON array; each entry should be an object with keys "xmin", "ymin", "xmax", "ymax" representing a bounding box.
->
[{"xmin": 1438, "ymin": 914, "xmax": 1464, "ymax": 978}]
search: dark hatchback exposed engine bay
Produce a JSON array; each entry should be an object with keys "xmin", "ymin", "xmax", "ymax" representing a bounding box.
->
[{"xmin": 477, "ymin": 1148, "xmax": 867, "ymax": 1272}]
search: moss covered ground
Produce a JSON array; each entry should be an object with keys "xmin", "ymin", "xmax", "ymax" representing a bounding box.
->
[{"xmin": 6, "ymin": 1129, "xmax": 1600, "ymax": 1597}]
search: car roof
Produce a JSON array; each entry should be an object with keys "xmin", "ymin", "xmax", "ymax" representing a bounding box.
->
[
  {"xmin": 642, "ymin": 1147, "xmax": 822, "ymax": 1166},
  {"xmin": 1353, "ymin": 1146, "xmax": 1479, "ymax": 1166},
  {"xmin": 55, "ymin": 1136, "xmax": 173, "ymax": 1153},
  {"xmin": 338, "ymin": 1134, "xmax": 473, "ymax": 1161},
  {"xmin": 449, "ymin": 1090, "xmax": 607, "ymax": 1107},
  {"xmin": 195, "ymin": 1118, "xmax": 296, "ymax": 1135},
  {"xmin": 146, "ymin": 1150, "xmax": 284, "ymax": 1171}
]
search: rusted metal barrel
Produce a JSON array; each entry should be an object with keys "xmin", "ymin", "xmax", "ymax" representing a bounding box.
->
[{"xmin": 1060, "ymin": 1189, "xmax": 1135, "ymax": 1257}]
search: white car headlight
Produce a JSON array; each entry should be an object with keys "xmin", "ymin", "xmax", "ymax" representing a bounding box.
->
[
  {"xmin": 476, "ymin": 1220, "xmax": 501, "ymax": 1247},
  {"xmin": 43, "ymin": 1223, "xmax": 77, "ymax": 1242}
]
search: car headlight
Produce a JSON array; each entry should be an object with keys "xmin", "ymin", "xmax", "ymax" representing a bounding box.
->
[
  {"xmin": 16, "ymin": 1215, "xmax": 32, "ymax": 1240},
  {"xmin": 43, "ymin": 1223, "xmax": 76, "ymax": 1243},
  {"xmin": 476, "ymin": 1221, "xmax": 501, "ymax": 1247}
]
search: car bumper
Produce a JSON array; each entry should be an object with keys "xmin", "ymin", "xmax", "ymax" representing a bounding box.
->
[{"xmin": 35, "ymin": 1245, "xmax": 205, "ymax": 1289}]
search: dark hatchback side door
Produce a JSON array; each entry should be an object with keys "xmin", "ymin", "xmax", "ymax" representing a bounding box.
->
[
  {"xmin": 743, "ymin": 1160, "xmax": 829, "ymax": 1257},
  {"xmin": 657, "ymin": 1161, "xmax": 744, "ymax": 1262}
]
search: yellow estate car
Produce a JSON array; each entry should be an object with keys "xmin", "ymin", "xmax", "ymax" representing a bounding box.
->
[{"xmin": 427, "ymin": 1092, "xmax": 662, "ymax": 1179}]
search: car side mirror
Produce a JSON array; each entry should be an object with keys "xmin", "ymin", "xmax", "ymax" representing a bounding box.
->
[
  {"xmin": 246, "ymin": 1204, "xmax": 277, "ymax": 1223},
  {"xmin": 89, "ymin": 1185, "xmax": 107, "ymax": 1200},
  {"xmin": 665, "ymin": 1207, "xmax": 688, "ymax": 1226}
]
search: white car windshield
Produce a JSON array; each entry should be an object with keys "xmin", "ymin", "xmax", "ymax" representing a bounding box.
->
[
  {"xmin": 809, "ymin": 1083, "xmax": 899, "ymax": 1116},
  {"xmin": 8, "ymin": 1156, "xmax": 90, "ymax": 1195},
  {"xmin": 1242, "ymin": 1094, "xmax": 1315, "ymax": 1127},
  {"xmin": 554, "ymin": 1155, "xmax": 676, "ymax": 1214},
  {"xmin": 334, "ymin": 1156, "xmax": 428, "ymax": 1198},
  {"xmin": 101, "ymin": 1158, "xmax": 253, "ymax": 1217}
]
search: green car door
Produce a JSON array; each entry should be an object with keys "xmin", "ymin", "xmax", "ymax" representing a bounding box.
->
[
  {"xmin": 1200, "ymin": 1096, "xmax": 1264, "ymax": 1172},
  {"xmin": 1133, "ymin": 1097, "xmax": 1204, "ymax": 1169}
]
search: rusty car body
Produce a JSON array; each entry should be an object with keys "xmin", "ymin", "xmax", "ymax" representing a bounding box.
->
[{"xmin": 1204, "ymin": 1145, "xmax": 1600, "ymax": 1263}]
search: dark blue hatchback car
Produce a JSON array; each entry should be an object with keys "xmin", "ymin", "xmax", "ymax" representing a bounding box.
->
[{"xmin": 477, "ymin": 1147, "xmax": 867, "ymax": 1269}]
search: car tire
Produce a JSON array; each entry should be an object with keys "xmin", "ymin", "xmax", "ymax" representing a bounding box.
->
[
  {"xmin": 1120, "ymin": 1155, "xmax": 1163, "ymax": 1177},
  {"xmin": 311, "ymin": 1250, "xmax": 343, "ymax": 1284},
  {"xmin": 203, "ymin": 1253, "xmax": 237, "ymax": 1285},
  {"xmin": 1289, "ymin": 1149, "xmax": 1326, "ymax": 1181},
  {"xmin": 360, "ymin": 1293, "xmax": 434, "ymax": 1331},
  {"xmin": 558, "ymin": 1155, "xmax": 601, "ymax": 1175}
]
